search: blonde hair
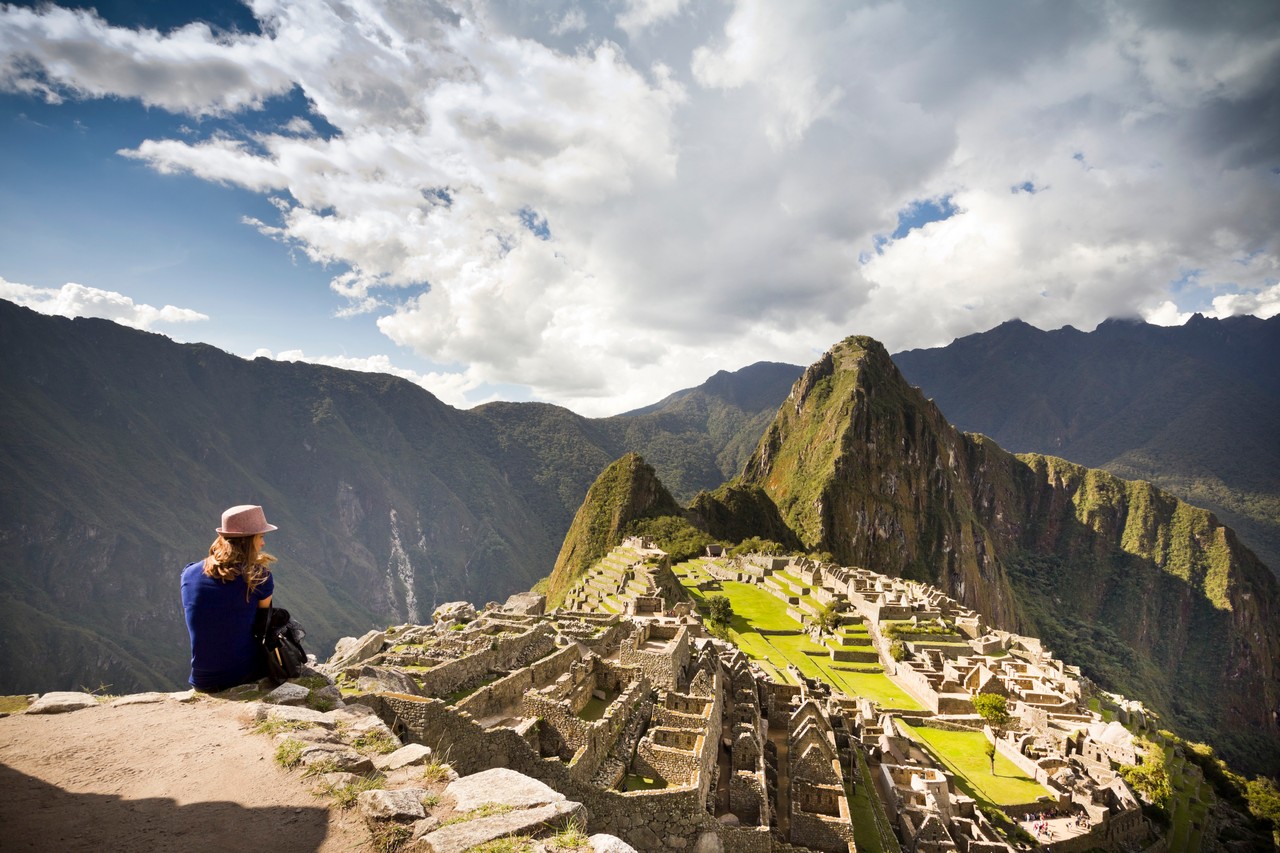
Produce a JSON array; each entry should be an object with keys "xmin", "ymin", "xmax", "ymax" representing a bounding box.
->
[{"xmin": 204, "ymin": 534, "xmax": 276, "ymax": 600}]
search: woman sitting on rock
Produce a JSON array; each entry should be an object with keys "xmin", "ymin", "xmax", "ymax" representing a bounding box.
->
[{"xmin": 181, "ymin": 504, "xmax": 277, "ymax": 692}]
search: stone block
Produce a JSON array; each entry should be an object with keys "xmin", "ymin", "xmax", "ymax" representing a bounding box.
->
[
  {"xmin": 589, "ymin": 834, "xmax": 638, "ymax": 853},
  {"xmin": 357, "ymin": 787, "xmax": 428, "ymax": 821},
  {"xmin": 415, "ymin": 800, "xmax": 585, "ymax": 853},
  {"xmin": 253, "ymin": 703, "xmax": 336, "ymax": 728},
  {"xmin": 26, "ymin": 692, "xmax": 99, "ymax": 714},
  {"xmin": 445, "ymin": 767, "xmax": 565, "ymax": 811},
  {"xmin": 299, "ymin": 744, "xmax": 375, "ymax": 774},
  {"xmin": 265, "ymin": 683, "xmax": 312, "ymax": 705},
  {"xmin": 327, "ymin": 629, "xmax": 387, "ymax": 670},
  {"xmin": 374, "ymin": 743, "xmax": 433, "ymax": 771}
]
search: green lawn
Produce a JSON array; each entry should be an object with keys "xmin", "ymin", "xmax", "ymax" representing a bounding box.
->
[
  {"xmin": 848, "ymin": 746, "xmax": 902, "ymax": 853},
  {"xmin": 899, "ymin": 723, "xmax": 1048, "ymax": 806},
  {"xmin": 688, "ymin": 581, "xmax": 923, "ymax": 710}
]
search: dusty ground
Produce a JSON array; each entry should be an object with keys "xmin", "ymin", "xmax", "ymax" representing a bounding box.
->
[{"xmin": 0, "ymin": 697, "xmax": 370, "ymax": 852}]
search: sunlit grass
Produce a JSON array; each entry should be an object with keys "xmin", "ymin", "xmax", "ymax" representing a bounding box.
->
[
  {"xmin": 899, "ymin": 722, "xmax": 1047, "ymax": 806},
  {"xmin": 686, "ymin": 580, "xmax": 922, "ymax": 709}
]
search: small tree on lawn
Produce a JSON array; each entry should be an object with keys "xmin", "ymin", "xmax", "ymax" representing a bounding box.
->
[
  {"xmin": 818, "ymin": 600, "xmax": 842, "ymax": 632},
  {"xmin": 973, "ymin": 693, "xmax": 1011, "ymax": 732},
  {"xmin": 706, "ymin": 594, "xmax": 733, "ymax": 626},
  {"xmin": 984, "ymin": 741, "xmax": 997, "ymax": 773}
]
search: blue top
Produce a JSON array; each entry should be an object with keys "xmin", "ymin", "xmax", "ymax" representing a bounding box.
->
[{"xmin": 180, "ymin": 560, "xmax": 274, "ymax": 692}]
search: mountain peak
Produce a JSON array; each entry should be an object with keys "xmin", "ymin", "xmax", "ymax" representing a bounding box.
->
[{"xmin": 544, "ymin": 453, "xmax": 682, "ymax": 607}]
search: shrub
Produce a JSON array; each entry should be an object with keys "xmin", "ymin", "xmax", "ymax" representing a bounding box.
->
[
  {"xmin": 275, "ymin": 738, "xmax": 305, "ymax": 769},
  {"xmin": 705, "ymin": 594, "xmax": 733, "ymax": 625}
]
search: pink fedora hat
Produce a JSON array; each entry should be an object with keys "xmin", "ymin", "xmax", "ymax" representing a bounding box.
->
[{"xmin": 216, "ymin": 504, "xmax": 278, "ymax": 537}]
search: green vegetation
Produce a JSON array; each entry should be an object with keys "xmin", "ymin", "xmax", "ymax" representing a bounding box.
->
[
  {"xmin": 1119, "ymin": 760, "xmax": 1172, "ymax": 811},
  {"xmin": 274, "ymin": 738, "xmax": 306, "ymax": 769},
  {"xmin": 544, "ymin": 453, "xmax": 684, "ymax": 607},
  {"xmin": 705, "ymin": 594, "xmax": 733, "ymax": 626},
  {"xmin": 1246, "ymin": 777, "xmax": 1280, "ymax": 838},
  {"xmin": 466, "ymin": 837, "xmax": 534, "ymax": 853},
  {"xmin": 972, "ymin": 694, "xmax": 1010, "ymax": 733},
  {"xmin": 729, "ymin": 537, "xmax": 787, "ymax": 556},
  {"xmin": 252, "ymin": 718, "xmax": 316, "ymax": 737},
  {"xmin": 369, "ymin": 821, "xmax": 412, "ymax": 853},
  {"xmin": 684, "ymin": 578, "xmax": 922, "ymax": 709},
  {"xmin": 624, "ymin": 514, "xmax": 714, "ymax": 563},
  {"xmin": 979, "ymin": 804, "xmax": 1037, "ymax": 847},
  {"xmin": 351, "ymin": 729, "xmax": 400, "ymax": 755},
  {"xmin": 848, "ymin": 746, "xmax": 902, "ymax": 853},
  {"xmin": 624, "ymin": 774, "xmax": 667, "ymax": 791},
  {"xmin": 420, "ymin": 758, "xmax": 453, "ymax": 784},
  {"xmin": 899, "ymin": 723, "xmax": 1047, "ymax": 806},
  {"xmin": 817, "ymin": 600, "xmax": 842, "ymax": 631},
  {"xmin": 0, "ymin": 695, "xmax": 30, "ymax": 714},
  {"xmin": 320, "ymin": 773, "xmax": 385, "ymax": 809}
]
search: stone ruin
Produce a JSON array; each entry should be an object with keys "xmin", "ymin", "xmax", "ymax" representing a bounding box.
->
[{"xmin": 314, "ymin": 542, "xmax": 1161, "ymax": 853}]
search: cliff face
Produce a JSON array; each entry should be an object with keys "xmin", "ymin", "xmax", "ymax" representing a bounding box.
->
[
  {"xmin": 741, "ymin": 335, "xmax": 1280, "ymax": 772},
  {"xmin": 894, "ymin": 314, "xmax": 1280, "ymax": 575},
  {"xmin": 742, "ymin": 337, "xmax": 1023, "ymax": 626},
  {"xmin": 544, "ymin": 453, "xmax": 682, "ymax": 607}
]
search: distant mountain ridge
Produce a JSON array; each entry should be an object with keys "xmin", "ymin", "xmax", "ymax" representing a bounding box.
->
[
  {"xmin": 894, "ymin": 314, "xmax": 1280, "ymax": 575},
  {"xmin": 0, "ymin": 300, "xmax": 792, "ymax": 694}
]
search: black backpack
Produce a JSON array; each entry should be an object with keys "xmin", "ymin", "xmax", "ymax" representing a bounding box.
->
[{"xmin": 262, "ymin": 606, "xmax": 308, "ymax": 685}]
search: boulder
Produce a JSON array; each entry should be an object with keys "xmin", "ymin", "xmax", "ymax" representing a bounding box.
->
[
  {"xmin": 265, "ymin": 683, "xmax": 312, "ymax": 706},
  {"xmin": 318, "ymin": 771, "xmax": 363, "ymax": 788},
  {"xmin": 502, "ymin": 592, "xmax": 546, "ymax": 615},
  {"xmin": 355, "ymin": 665, "xmax": 423, "ymax": 696},
  {"xmin": 415, "ymin": 801, "xmax": 585, "ymax": 853},
  {"xmin": 445, "ymin": 767, "xmax": 564, "ymax": 811},
  {"xmin": 432, "ymin": 601, "xmax": 476, "ymax": 627},
  {"xmin": 298, "ymin": 744, "xmax": 375, "ymax": 774},
  {"xmin": 344, "ymin": 714, "xmax": 400, "ymax": 745},
  {"xmin": 373, "ymin": 743, "xmax": 433, "ymax": 771},
  {"xmin": 326, "ymin": 629, "xmax": 387, "ymax": 671},
  {"xmin": 356, "ymin": 787, "xmax": 427, "ymax": 821},
  {"xmin": 253, "ymin": 703, "xmax": 336, "ymax": 728},
  {"xmin": 26, "ymin": 692, "xmax": 99, "ymax": 714},
  {"xmin": 589, "ymin": 834, "xmax": 638, "ymax": 853}
]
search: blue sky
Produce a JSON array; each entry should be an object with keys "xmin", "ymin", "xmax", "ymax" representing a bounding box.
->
[{"xmin": 2, "ymin": 0, "xmax": 1278, "ymax": 415}]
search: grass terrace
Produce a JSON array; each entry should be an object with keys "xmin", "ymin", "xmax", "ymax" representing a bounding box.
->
[
  {"xmin": 684, "ymin": 579, "xmax": 923, "ymax": 710},
  {"xmin": 898, "ymin": 722, "xmax": 1048, "ymax": 806}
]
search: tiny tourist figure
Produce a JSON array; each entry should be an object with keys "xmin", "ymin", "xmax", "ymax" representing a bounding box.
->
[{"xmin": 181, "ymin": 504, "xmax": 277, "ymax": 692}]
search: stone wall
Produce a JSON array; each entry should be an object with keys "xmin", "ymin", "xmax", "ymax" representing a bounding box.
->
[
  {"xmin": 415, "ymin": 622, "xmax": 557, "ymax": 698},
  {"xmin": 620, "ymin": 622, "xmax": 690, "ymax": 691},
  {"xmin": 454, "ymin": 642, "xmax": 581, "ymax": 721},
  {"xmin": 367, "ymin": 692, "xmax": 726, "ymax": 853}
]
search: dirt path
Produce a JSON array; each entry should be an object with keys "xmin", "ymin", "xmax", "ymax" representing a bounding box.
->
[{"xmin": 0, "ymin": 697, "xmax": 370, "ymax": 853}]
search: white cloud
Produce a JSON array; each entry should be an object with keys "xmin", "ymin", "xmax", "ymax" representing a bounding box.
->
[
  {"xmin": 2, "ymin": 0, "xmax": 1278, "ymax": 414},
  {"xmin": 1209, "ymin": 281, "xmax": 1280, "ymax": 320},
  {"xmin": 616, "ymin": 0, "xmax": 687, "ymax": 37},
  {"xmin": 0, "ymin": 4, "xmax": 294, "ymax": 115},
  {"xmin": 0, "ymin": 278, "xmax": 209, "ymax": 329}
]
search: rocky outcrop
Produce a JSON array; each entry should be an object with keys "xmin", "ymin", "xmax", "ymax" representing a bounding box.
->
[{"xmin": 546, "ymin": 454, "xmax": 685, "ymax": 607}]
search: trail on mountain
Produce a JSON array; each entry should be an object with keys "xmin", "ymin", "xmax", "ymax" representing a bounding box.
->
[{"xmin": 0, "ymin": 698, "xmax": 368, "ymax": 853}]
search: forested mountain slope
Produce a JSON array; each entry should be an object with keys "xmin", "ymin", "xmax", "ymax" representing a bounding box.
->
[{"xmin": 894, "ymin": 315, "xmax": 1280, "ymax": 575}]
